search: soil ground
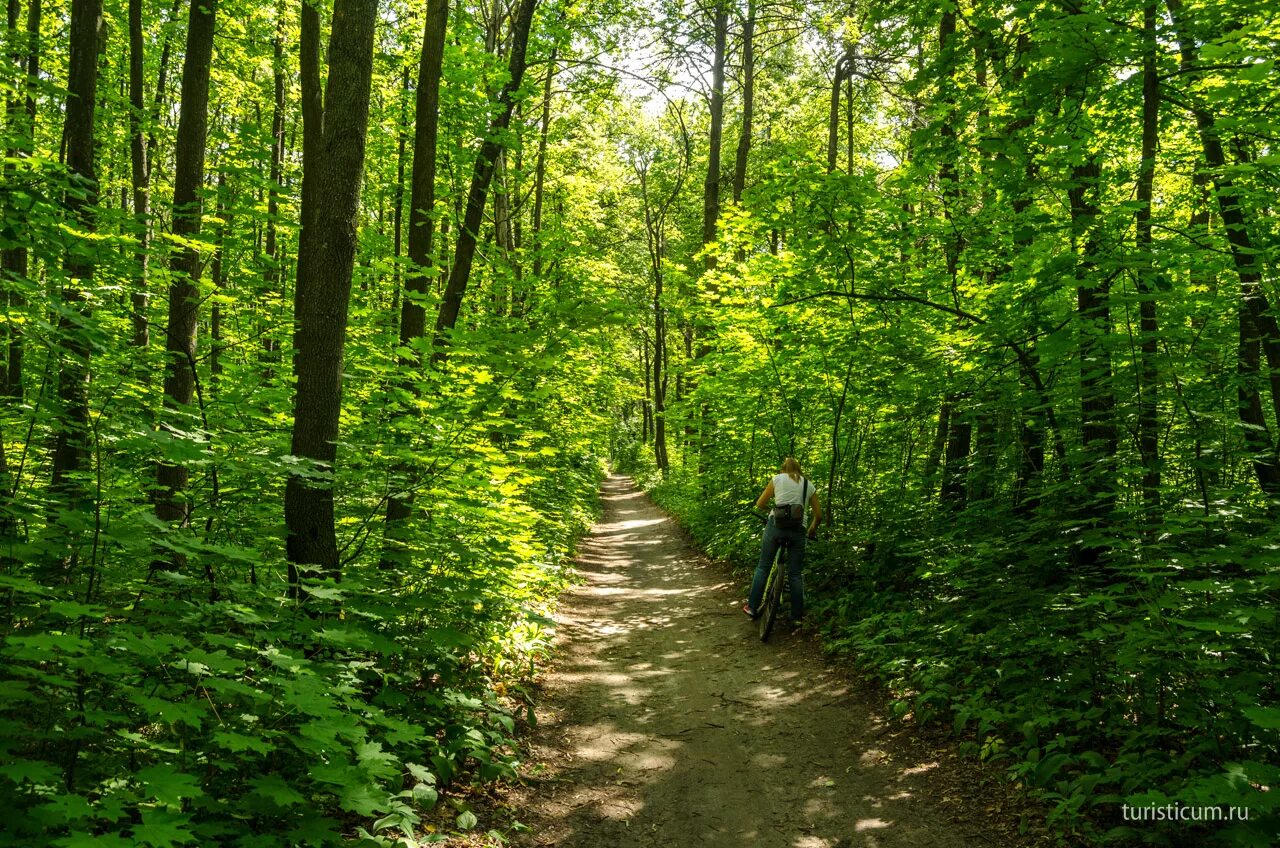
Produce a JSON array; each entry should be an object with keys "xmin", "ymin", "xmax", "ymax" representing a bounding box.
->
[{"xmin": 496, "ymin": 475, "xmax": 1062, "ymax": 848}]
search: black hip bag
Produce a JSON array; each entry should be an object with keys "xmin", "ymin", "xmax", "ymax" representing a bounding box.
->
[{"xmin": 772, "ymin": 479, "xmax": 809, "ymax": 528}]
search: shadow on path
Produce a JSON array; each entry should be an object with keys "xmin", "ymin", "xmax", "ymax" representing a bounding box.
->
[{"xmin": 510, "ymin": 475, "xmax": 1018, "ymax": 848}]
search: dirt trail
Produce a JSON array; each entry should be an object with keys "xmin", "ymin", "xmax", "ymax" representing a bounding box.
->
[{"xmin": 509, "ymin": 475, "xmax": 1037, "ymax": 848}]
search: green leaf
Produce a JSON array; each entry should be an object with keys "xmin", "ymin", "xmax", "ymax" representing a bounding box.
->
[
  {"xmin": 412, "ymin": 782, "xmax": 439, "ymax": 809},
  {"xmin": 1033, "ymin": 753, "xmax": 1071, "ymax": 788},
  {"xmin": 1242, "ymin": 706, "xmax": 1280, "ymax": 730},
  {"xmin": 456, "ymin": 810, "xmax": 478, "ymax": 830},
  {"xmin": 131, "ymin": 808, "xmax": 196, "ymax": 848},
  {"xmin": 211, "ymin": 730, "xmax": 274, "ymax": 754},
  {"xmin": 0, "ymin": 758, "xmax": 60, "ymax": 785},
  {"xmin": 136, "ymin": 764, "xmax": 204, "ymax": 807},
  {"xmin": 248, "ymin": 774, "xmax": 307, "ymax": 808},
  {"xmin": 338, "ymin": 781, "xmax": 390, "ymax": 816}
]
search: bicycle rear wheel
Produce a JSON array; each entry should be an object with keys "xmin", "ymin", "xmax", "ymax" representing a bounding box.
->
[{"xmin": 758, "ymin": 551, "xmax": 785, "ymax": 642}]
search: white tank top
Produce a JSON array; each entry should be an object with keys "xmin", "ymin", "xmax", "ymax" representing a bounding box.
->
[{"xmin": 773, "ymin": 473, "xmax": 810, "ymax": 506}]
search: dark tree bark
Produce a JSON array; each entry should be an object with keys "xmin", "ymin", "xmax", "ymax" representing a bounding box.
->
[
  {"xmin": 940, "ymin": 395, "xmax": 971, "ymax": 507},
  {"xmin": 937, "ymin": 7, "xmax": 962, "ymax": 293},
  {"xmin": 701, "ymin": 0, "xmax": 726, "ymax": 274},
  {"xmin": 1060, "ymin": 15, "xmax": 1117, "ymax": 546},
  {"xmin": 284, "ymin": 0, "xmax": 381, "ymax": 579},
  {"xmin": 531, "ymin": 44, "xmax": 556, "ymax": 280},
  {"xmin": 126, "ymin": 0, "xmax": 181, "ymax": 351},
  {"xmin": 209, "ymin": 173, "xmax": 229, "ymax": 381},
  {"xmin": 3, "ymin": 0, "xmax": 23, "ymax": 398},
  {"xmin": 691, "ymin": 0, "xmax": 727, "ymax": 473},
  {"xmin": 492, "ymin": 149, "xmax": 515, "ymax": 314},
  {"xmin": 731, "ymin": 0, "xmax": 754, "ymax": 206},
  {"xmin": 1071, "ymin": 155, "xmax": 1118, "ymax": 562},
  {"xmin": 2, "ymin": 0, "xmax": 38, "ymax": 398},
  {"xmin": 49, "ymin": 0, "xmax": 102, "ymax": 570},
  {"xmin": 262, "ymin": 25, "xmax": 285, "ymax": 369},
  {"xmin": 432, "ymin": 0, "xmax": 538, "ymax": 364},
  {"xmin": 383, "ymin": 0, "xmax": 448, "ymax": 552},
  {"xmin": 1133, "ymin": 0, "xmax": 1161, "ymax": 521},
  {"xmin": 298, "ymin": 0, "xmax": 322, "ymax": 239},
  {"xmin": 634, "ymin": 151, "xmax": 686, "ymax": 474},
  {"xmin": 0, "ymin": 416, "xmax": 11, "ymax": 538},
  {"xmin": 826, "ymin": 56, "xmax": 848, "ymax": 174},
  {"xmin": 641, "ymin": 334, "xmax": 652, "ymax": 445},
  {"xmin": 391, "ymin": 62, "xmax": 409, "ymax": 307},
  {"xmin": 1013, "ymin": 360, "xmax": 1046, "ymax": 516},
  {"xmin": 127, "ymin": 0, "xmax": 148, "ymax": 347},
  {"xmin": 155, "ymin": 0, "xmax": 217, "ymax": 530},
  {"xmin": 1166, "ymin": 0, "xmax": 1280, "ymax": 503}
]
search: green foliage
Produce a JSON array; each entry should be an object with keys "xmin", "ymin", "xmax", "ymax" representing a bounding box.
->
[{"xmin": 628, "ymin": 0, "xmax": 1280, "ymax": 844}]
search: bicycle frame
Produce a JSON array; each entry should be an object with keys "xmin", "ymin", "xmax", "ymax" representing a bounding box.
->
[{"xmin": 757, "ymin": 533, "xmax": 790, "ymax": 642}]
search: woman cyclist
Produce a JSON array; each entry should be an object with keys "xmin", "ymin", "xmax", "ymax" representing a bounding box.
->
[{"xmin": 743, "ymin": 457, "xmax": 821, "ymax": 628}]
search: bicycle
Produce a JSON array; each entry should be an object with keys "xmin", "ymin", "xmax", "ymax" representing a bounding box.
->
[{"xmin": 748, "ymin": 511, "xmax": 793, "ymax": 642}]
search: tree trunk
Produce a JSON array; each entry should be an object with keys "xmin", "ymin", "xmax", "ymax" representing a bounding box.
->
[
  {"xmin": 284, "ymin": 0, "xmax": 381, "ymax": 580},
  {"xmin": 262, "ymin": 26, "xmax": 285, "ymax": 369},
  {"xmin": 940, "ymin": 396, "xmax": 971, "ymax": 507},
  {"xmin": 1133, "ymin": 0, "xmax": 1161, "ymax": 521},
  {"xmin": 298, "ymin": 0, "xmax": 322, "ymax": 241},
  {"xmin": 3, "ymin": 0, "xmax": 38, "ymax": 398},
  {"xmin": 1166, "ymin": 0, "xmax": 1280, "ymax": 503},
  {"xmin": 392, "ymin": 62, "xmax": 409, "ymax": 311},
  {"xmin": 127, "ymin": 0, "xmax": 149, "ymax": 347},
  {"xmin": 923, "ymin": 397, "xmax": 951, "ymax": 490},
  {"xmin": 209, "ymin": 173, "xmax": 229, "ymax": 381},
  {"xmin": 730, "ymin": 0, "xmax": 753, "ymax": 206},
  {"xmin": 642, "ymin": 335, "xmax": 651, "ymax": 445},
  {"xmin": 383, "ymin": 0, "xmax": 448, "ymax": 553},
  {"xmin": 531, "ymin": 44, "xmax": 556, "ymax": 280},
  {"xmin": 432, "ymin": 0, "xmax": 538, "ymax": 364},
  {"xmin": 637, "ymin": 164, "xmax": 671, "ymax": 473},
  {"xmin": 155, "ymin": 0, "xmax": 217, "ymax": 531},
  {"xmin": 701, "ymin": 0, "xmax": 726, "ymax": 273},
  {"xmin": 826, "ymin": 56, "xmax": 847, "ymax": 174},
  {"xmin": 49, "ymin": 0, "xmax": 102, "ymax": 574}
]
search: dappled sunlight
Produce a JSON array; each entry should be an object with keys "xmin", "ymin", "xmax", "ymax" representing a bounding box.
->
[
  {"xmin": 518, "ymin": 476, "xmax": 982, "ymax": 847},
  {"xmin": 855, "ymin": 818, "xmax": 894, "ymax": 831}
]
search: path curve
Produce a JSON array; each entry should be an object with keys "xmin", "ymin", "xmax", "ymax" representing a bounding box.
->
[{"xmin": 510, "ymin": 475, "xmax": 1033, "ymax": 848}]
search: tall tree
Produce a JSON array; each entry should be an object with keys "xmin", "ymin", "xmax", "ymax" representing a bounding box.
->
[
  {"xmin": 730, "ymin": 0, "xmax": 754, "ymax": 206},
  {"xmin": 126, "ymin": 0, "xmax": 149, "ymax": 347},
  {"xmin": 284, "ymin": 0, "xmax": 382, "ymax": 578},
  {"xmin": 2, "ymin": 0, "xmax": 38, "ymax": 398},
  {"xmin": 1166, "ymin": 0, "xmax": 1280, "ymax": 504},
  {"xmin": 701, "ymin": 0, "xmax": 726, "ymax": 272},
  {"xmin": 155, "ymin": 0, "xmax": 218, "ymax": 533},
  {"xmin": 432, "ymin": 0, "xmax": 539, "ymax": 364},
  {"xmin": 262, "ymin": 21, "xmax": 286, "ymax": 367},
  {"xmin": 384, "ymin": 0, "xmax": 448, "ymax": 555},
  {"xmin": 49, "ymin": 0, "xmax": 103, "ymax": 557},
  {"xmin": 1133, "ymin": 0, "xmax": 1161, "ymax": 520}
]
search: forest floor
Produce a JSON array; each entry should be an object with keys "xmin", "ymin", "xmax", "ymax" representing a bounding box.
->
[{"xmin": 463, "ymin": 475, "xmax": 1067, "ymax": 847}]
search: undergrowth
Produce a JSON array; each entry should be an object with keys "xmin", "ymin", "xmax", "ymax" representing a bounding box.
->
[{"xmin": 648, "ymin": 468, "xmax": 1279, "ymax": 848}]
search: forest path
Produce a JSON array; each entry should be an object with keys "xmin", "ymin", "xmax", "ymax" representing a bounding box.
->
[{"xmin": 507, "ymin": 475, "xmax": 1037, "ymax": 848}]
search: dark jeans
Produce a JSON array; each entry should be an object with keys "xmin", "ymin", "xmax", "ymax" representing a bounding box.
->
[{"xmin": 748, "ymin": 517, "xmax": 806, "ymax": 620}]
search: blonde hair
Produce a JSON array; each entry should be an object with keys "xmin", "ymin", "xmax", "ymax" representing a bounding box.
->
[{"xmin": 781, "ymin": 456, "xmax": 802, "ymax": 481}]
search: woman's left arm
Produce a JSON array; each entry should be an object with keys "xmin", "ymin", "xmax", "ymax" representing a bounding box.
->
[{"xmin": 807, "ymin": 491, "xmax": 822, "ymax": 538}]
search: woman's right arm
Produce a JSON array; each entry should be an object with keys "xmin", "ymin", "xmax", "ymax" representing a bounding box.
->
[{"xmin": 755, "ymin": 480, "xmax": 774, "ymax": 511}]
